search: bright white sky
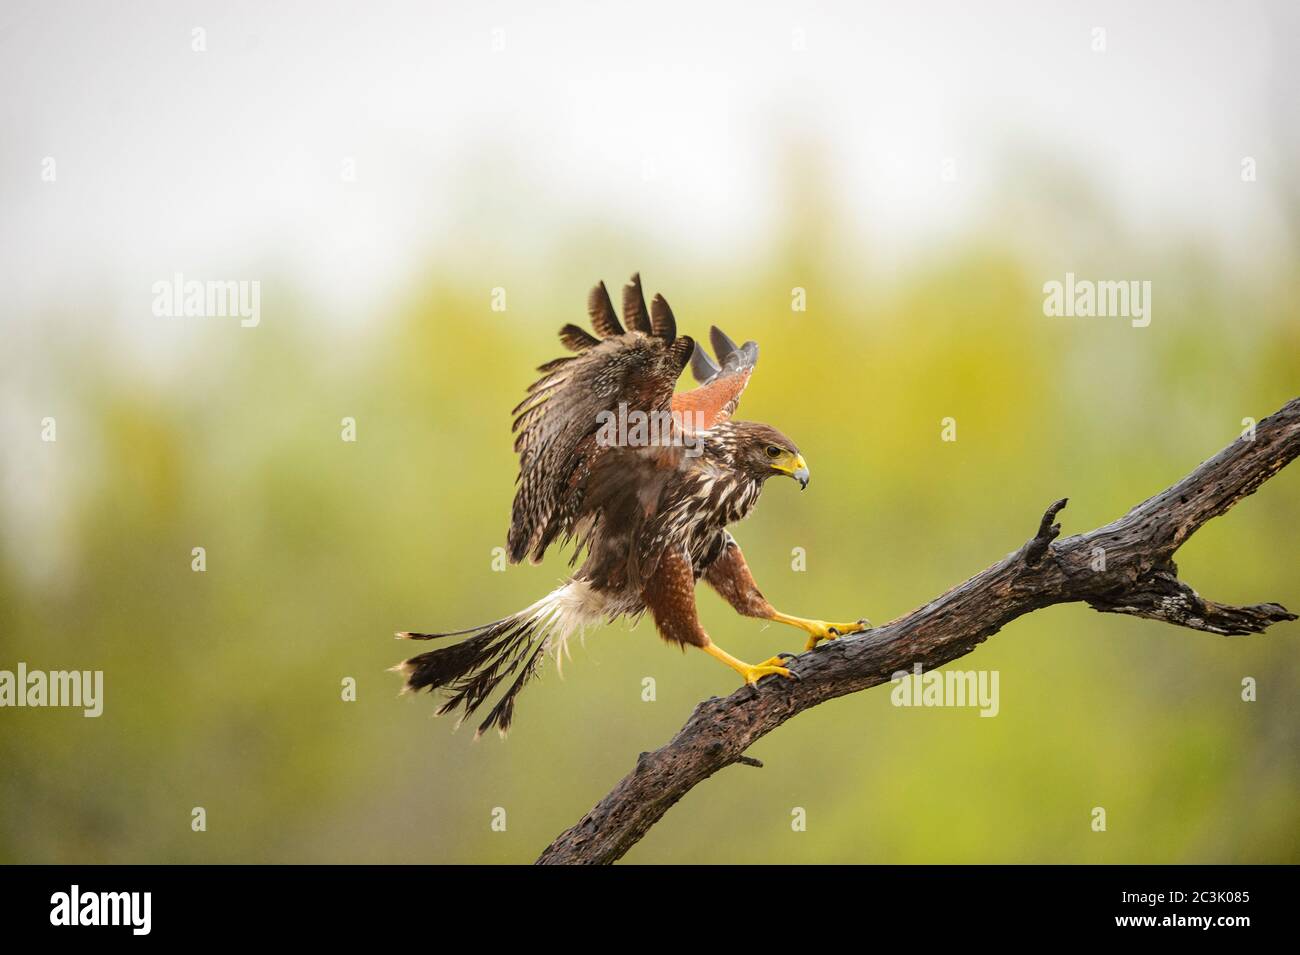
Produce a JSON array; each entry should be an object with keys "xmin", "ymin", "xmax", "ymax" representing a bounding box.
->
[{"xmin": 0, "ymin": 0, "xmax": 1295, "ymax": 323}]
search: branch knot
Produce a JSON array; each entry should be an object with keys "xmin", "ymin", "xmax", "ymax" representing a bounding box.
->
[{"xmin": 1022, "ymin": 498, "xmax": 1068, "ymax": 566}]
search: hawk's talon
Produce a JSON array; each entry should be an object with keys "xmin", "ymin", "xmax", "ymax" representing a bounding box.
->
[
  {"xmin": 748, "ymin": 660, "xmax": 795, "ymax": 686},
  {"xmin": 752, "ymin": 653, "xmax": 800, "ymax": 680},
  {"xmin": 782, "ymin": 616, "xmax": 872, "ymax": 651},
  {"xmin": 704, "ymin": 643, "xmax": 797, "ymax": 688},
  {"xmin": 740, "ymin": 662, "xmax": 794, "ymax": 685}
]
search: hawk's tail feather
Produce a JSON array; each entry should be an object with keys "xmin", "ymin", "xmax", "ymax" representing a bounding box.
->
[
  {"xmin": 396, "ymin": 615, "xmax": 512, "ymax": 640},
  {"xmin": 393, "ymin": 579, "xmax": 604, "ymax": 738}
]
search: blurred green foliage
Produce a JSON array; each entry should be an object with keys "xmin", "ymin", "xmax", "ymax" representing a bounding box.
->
[{"xmin": 1, "ymin": 166, "xmax": 1297, "ymax": 864}]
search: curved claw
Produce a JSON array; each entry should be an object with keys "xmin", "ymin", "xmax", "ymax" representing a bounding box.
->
[
  {"xmin": 741, "ymin": 662, "xmax": 795, "ymax": 685},
  {"xmin": 801, "ymin": 617, "xmax": 873, "ymax": 651}
]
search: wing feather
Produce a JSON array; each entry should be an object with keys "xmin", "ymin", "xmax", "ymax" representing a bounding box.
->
[
  {"xmin": 508, "ymin": 284, "xmax": 694, "ymax": 564},
  {"xmin": 622, "ymin": 273, "xmax": 652, "ymax": 333},
  {"xmin": 587, "ymin": 281, "xmax": 624, "ymax": 338},
  {"xmin": 649, "ymin": 293, "xmax": 676, "ymax": 342},
  {"xmin": 670, "ymin": 325, "xmax": 758, "ymax": 430},
  {"xmin": 558, "ymin": 324, "xmax": 600, "ymax": 352}
]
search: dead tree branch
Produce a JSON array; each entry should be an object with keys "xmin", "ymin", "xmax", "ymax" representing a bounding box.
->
[{"xmin": 536, "ymin": 398, "xmax": 1300, "ymax": 864}]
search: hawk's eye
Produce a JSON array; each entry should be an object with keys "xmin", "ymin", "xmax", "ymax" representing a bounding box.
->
[{"xmin": 765, "ymin": 445, "xmax": 782, "ymax": 459}]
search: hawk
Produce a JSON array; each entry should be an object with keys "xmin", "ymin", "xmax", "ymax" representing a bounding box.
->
[{"xmin": 395, "ymin": 275, "xmax": 869, "ymax": 736}]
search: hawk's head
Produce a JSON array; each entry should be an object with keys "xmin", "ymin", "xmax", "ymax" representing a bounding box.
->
[{"xmin": 718, "ymin": 421, "xmax": 809, "ymax": 490}]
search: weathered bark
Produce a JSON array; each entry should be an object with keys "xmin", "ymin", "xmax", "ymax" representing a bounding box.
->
[{"xmin": 536, "ymin": 398, "xmax": 1300, "ymax": 865}]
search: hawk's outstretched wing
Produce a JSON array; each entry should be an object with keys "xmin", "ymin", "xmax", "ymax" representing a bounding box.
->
[
  {"xmin": 507, "ymin": 274, "xmax": 694, "ymax": 564},
  {"xmin": 671, "ymin": 325, "xmax": 758, "ymax": 431}
]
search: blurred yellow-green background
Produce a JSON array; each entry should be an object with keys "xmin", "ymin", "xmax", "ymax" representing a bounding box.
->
[{"xmin": 1, "ymin": 1, "xmax": 1297, "ymax": 863}]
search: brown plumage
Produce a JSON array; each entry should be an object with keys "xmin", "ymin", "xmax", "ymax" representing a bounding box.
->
[
  {"xmin": 395, "ymin": 274, "xmax": 864, "ymax": 738},
  {"xmin": 622, "ymin": 273, "xmax": 652, "ymax": 334}
]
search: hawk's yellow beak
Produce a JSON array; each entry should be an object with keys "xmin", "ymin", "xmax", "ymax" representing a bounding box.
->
[{"xmin": 775, "ymin": 452, "xmax": 810, "ymax": 490}]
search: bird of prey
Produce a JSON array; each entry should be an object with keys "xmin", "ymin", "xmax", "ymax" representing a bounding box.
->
[{"xmin": 395, "ymin": 274, "xmax": 869, "ymax": 736}]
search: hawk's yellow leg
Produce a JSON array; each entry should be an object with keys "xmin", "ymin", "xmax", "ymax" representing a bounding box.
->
[
  {"xmin": 702, "ymin": 642, "xmax": 795, "ymax": 685},
  {"xmin": 769, "ymin": 611, "xmax": 872, "ymax": 651}
]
